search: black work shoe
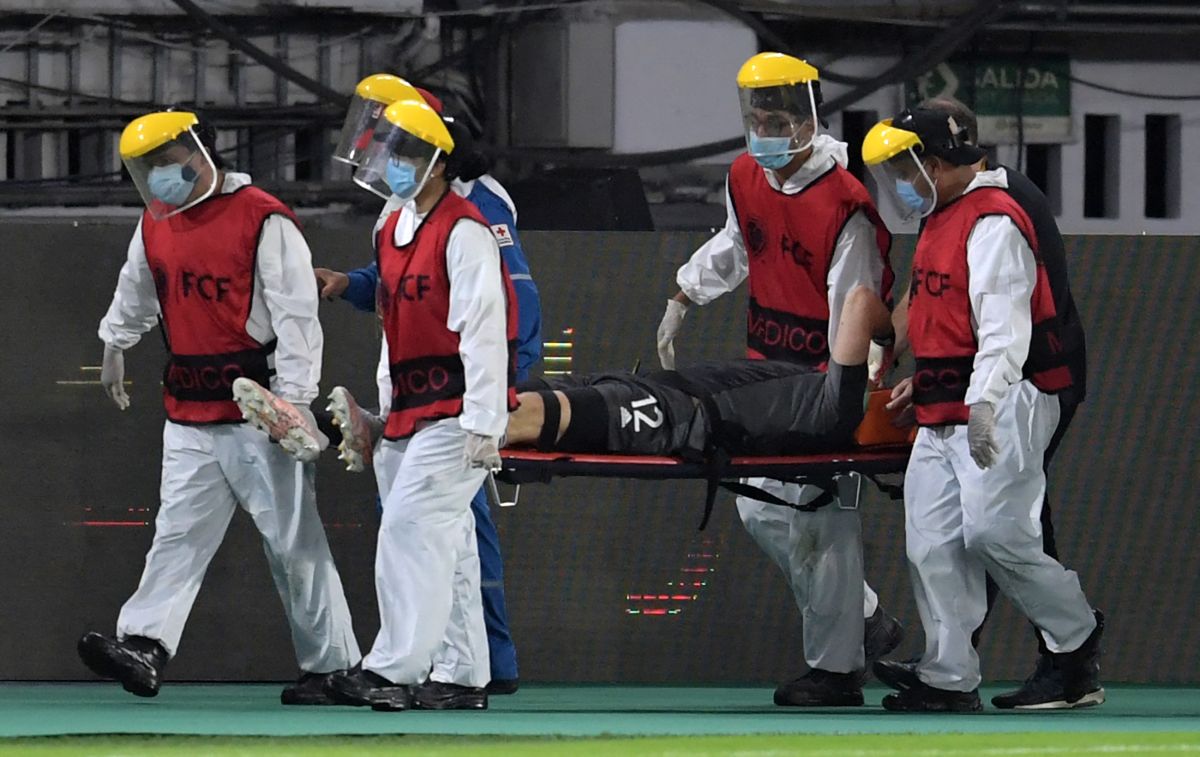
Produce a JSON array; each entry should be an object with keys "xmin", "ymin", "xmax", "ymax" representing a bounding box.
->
[
  {"xmin": 485, "ymin": 678, "xmax": 519, "ymax": 696},
  {"xmin": 77, "ymin": 632, "xmax": 167, "ymax": 698},
  {"xmin": 881, "ymin": 680, "xmax": 982, "ymax": 712},
  {"xmin": 281, "ymin": 671, "xmax": 342, "ymax": 706},
  {"xmin": 864, "ymin": 607, "xmax": 905, "ymax": 665},
  {"xmin": 1051, "ymin": 609, "xmax": 1106, "ymax": 706},
  {"xmin": 992, "ymin": 654, "xmax": 1104, "ymax": 710},
  {"xmin": 873, "ymin": 659, "xmax": 921, "ymax": 691},
  {"xmin": 323, "ymin": 666, "xmax": 411, "ymax": 709},
  {"xmin": 773, "ymin": 669, "xmax": 864, "ymax": 707},
  {"xmin": 410, "ymin": 680, "xmax": 489, "ymax": 710}
]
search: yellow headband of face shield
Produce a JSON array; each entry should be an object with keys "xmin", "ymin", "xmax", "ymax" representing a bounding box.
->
[
  {"xmin": 119, "ymin": 111, "xmax": 200, "ymax": 159},
  {"xmin": 354, "ymin": 73, "xmax": 422, "ymax": 105},
  {"xmin": 861, "ymin": 119, "xmax": 923, "ymax": 166},
  {"xmin": 736, "ymin": 52, "xmax": 820, "ymax": 89},
  {"xmin": 381, "ymin": 99, "xmax": 455, "ymax": 153}
]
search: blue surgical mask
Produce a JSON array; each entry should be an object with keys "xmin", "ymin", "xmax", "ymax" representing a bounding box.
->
[
  {"xmin": 386, "ymin": 160, "xmax": 420, "ymax": 198},
  {"xmin": 147, "ymin": 163, "xmax": 197, "ymax": 206},
  {"xmin": 895, "ymin": 179, "xmax": 927, "ymax": 212},
  {"xmin": 748, "ymin": 134, "xmax": 793, "ymax": 170}
]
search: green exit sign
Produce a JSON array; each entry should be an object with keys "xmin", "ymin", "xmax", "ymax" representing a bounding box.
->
[{"xmin": 908, "ymin": 58, "xmax": 1072, "ymax": 144}]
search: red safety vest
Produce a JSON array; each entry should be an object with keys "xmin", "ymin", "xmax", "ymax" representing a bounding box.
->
[
  {"xmin": 143, "ymin": 185, "xmax": 296, "ymax": 424},
  {"xmin": 908, "ymin": 186, "xmax": 1073, "ymax": 426},
  {"xmin": 377, "ymin": 190, "xmax": 519, "ymax": 440},
  {"xmin": 728, "ymin": 153, "xmax": 893, "ymax": 369}
]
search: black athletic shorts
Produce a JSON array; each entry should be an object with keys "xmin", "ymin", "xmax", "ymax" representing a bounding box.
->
[
  {"xmin": 526, "ymin": 359, "xmax": 867, "ymax": 457},
  {"xmin": 523, "ymin": 372, "xmax": 706, "ymax": 456},
  {"xmin": 696, "ymin": 360, "xmax": 867, "ymax": 455}
]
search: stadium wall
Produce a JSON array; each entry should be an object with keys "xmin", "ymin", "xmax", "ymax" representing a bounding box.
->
[{"xmin": 0, "ymin": 221, "xmax": 1196, "ymax": 684}]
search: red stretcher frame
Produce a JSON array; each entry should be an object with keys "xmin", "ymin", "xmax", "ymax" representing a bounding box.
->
[
  {"xmin": 495, "ymin": 446, "xmax": 913, "ymax": 528},
  {"xmin": 497, "ymin": 446, "xmax": 913, "ymax": 484}
]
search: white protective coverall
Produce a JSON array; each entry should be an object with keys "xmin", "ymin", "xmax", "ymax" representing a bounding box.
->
[
  {"xmin": 97, "ymin": 172, "xmax": 361, "ymax": 673},
  {"xmin": 676, "ymin": 135, "xmax": 886, "ymax": 674},
  {"xmin": 363, "ymin": 199, "xmax": 508, "ymax": 688},
  {"xmin": 904, "ymin": 168, "xmax": 1097, "ymax": 692}
]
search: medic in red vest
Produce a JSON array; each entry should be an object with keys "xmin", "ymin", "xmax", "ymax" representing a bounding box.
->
[
  {"xmin": 86, "ymin": 110, "xmax": 360, "ymax": 703},
  {"xmin": 375, "ymin": 191, "xmax": 519, "ymax": 440},
  {"xmin": 106, "ymin": 111, "xmax": 312, "ymax": 425},
  {"xmin": 658, "ymin": 52, "xmax": 893, "ymax": 373},
  {"xmin": 352, "ymin": 102, "xmax": 519, "ymax": 442},
  {"xmin": 863, "ymin": 109, "xmax": 1071, "ymax": 430},
  {"xmin": 322, "ymin": 97, "xmax": 517, "ymax": 707},
  {"xmin": 654, "ymin": 52, "xmax": 903, "ymax": 710},
  {"xmin": 861, "ymin": 109, "xmax": 1101, "ymax": 714}
]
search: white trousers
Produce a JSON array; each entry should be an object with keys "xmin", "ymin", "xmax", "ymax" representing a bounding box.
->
[
  {"xmin": 904, "ymin": 382, "xmax": 1096, "ymax": 691},
  {"xmin": 117, "ymin": 421, "xmax": 361, "ymax": 673},
  {"xmin": 736, "ymin": 478, "xmax": 871, "ymax": 673},
  {"xmin": 363, "ymin": 417, "xmax": 490, "ymax": 687}
]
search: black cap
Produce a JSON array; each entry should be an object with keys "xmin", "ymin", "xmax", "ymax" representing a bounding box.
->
[{"xmin": 892, "ymin": 107, "xmax": 985, "ymax": 166}]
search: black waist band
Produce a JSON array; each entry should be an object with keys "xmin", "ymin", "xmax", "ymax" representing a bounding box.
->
[{"xmin": 164, "ymin": 340, "xmax": 276, "ymax": 403}]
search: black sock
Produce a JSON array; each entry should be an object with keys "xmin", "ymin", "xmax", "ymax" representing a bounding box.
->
[
  {"xmin": 556, "ymin": 387, "xmax": 608, "ymax": 452},
  {"xmin": 535, "ymin": 391, "xmax": 561, "ymax": 451}
]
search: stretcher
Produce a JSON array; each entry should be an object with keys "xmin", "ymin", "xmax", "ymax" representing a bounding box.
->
[{"xmin": 493, "ymin": 390, "xmax": 914, "ymax": 529}]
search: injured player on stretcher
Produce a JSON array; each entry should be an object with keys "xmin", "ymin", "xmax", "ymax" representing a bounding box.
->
[
  {"xmin": 506, "ymin": 285, "xmax": 896, "ymax": 456},
  {"xmin": 237, "ymin": 286, "xmax": 897, "ymax": 468}
]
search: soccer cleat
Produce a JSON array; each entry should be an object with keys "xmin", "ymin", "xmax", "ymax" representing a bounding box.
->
[
  {"xmin": 864, "ymin": 607, "xmax": 905, "ymax": 666},
  {"xmin": 873, "ymin": 659, "xmax": 922, "ymax": 692},
  {"xmin": 232, "ymin": 378, "xmax": 328, "ymax": 463},
  {"xmin": 281, "ymin": 671, "xmax": 342, "ymax": 706},
  {"xmin": 77, "ymin": 632, "xmax": 168, "ymax": 698},
  {"xmin": 881, "ymin": 680, "xmax": 983, "ymax": 712},
  {"xmin": 408, "ymin": 680, "xmax": 488, "ymax": 710},
  {"xmin": 773, "ymin": 669, "xmax": 864, "ymax": 707},
  {"xmin": 323, "ymin": 666, "xmax": 411, "ymax": 709},
  {"xmin": 326, "ymin": 386, "xmax": 382, "ymax": 473}
]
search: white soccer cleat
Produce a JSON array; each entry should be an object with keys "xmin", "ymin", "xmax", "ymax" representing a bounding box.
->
[
  {"xmin": 232, "ymin": 377, "xmax": 328, "ymax": 463},
  {"xmin": 326, "ymin": 386, "xmax": 381, "ymax": 473}
]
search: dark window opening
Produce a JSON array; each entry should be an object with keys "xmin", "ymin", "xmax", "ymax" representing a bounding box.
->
[
  {"xmin": 1083, "ymin": 114, "xmax": 1119, "ymax": 219},
  {"xmin": 1144, "ymin": 114, "xmax": 1181, "ymax": 219},
  {"xmin": 1024, "ymin": 143, "xmax": 1062, "ymax": 216},
  {"xmin": 840, "ymin": 110, "xmax": 876, "ymax": 184}
]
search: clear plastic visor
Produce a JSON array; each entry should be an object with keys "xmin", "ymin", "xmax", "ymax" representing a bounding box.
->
[
  {"xmin": 353, "ymin": 123, "xmax": 442, "ymax": 202},
  {"xmin": 333, "ymin": 95, "xmax": 390, "ymax": 167},
  {"xmin": 738, "ymin": 81, "xmax": 820, "ymax": 160},
  {"xmin": 122, "ymin": 129, "xmax": 218, "ymax": 220},
  {"xmin": 866, "ymin": 148, "xmax": 938, "ymax": 229}
]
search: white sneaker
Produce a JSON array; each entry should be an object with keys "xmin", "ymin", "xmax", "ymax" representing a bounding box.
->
[
  {"xmin": 326, "ymin": 386, "xmax": 382, "ymax": 473},
  {"xmin": 232, "ymin": 378, "xmax": 328, "ymax": 463}
]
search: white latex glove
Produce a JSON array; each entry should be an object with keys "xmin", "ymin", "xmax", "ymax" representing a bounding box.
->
[
  {"xmin": 464, "ymin": 433, "xmax": 502, "ymax": 472},
  {"xmin": 100, "ymin": 344, "xmax": 130, "ymax": 410},
  {"xmin": 867, "ymin": 341, "xmax": 886, "ymax": 384},
  {"xmin": 967, "ymin": 402, "xmax": 999, "ymax": 469},
  {"xmin": 885, "ymin": 376, "xmax": 916, "ymax": 429},
  {"xmin": 656, "ymin": 299, "xmax": 689, "ymax": 370}
]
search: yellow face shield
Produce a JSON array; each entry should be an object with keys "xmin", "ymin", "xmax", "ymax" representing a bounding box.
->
[
  {"xmin": 119, "ymin": 112, "xmax": 218, "ymax": 220},
  {"xmin": 862, "ymin": 119, "xmax": 937, "ymax": 227},
  {"xmin": 333, "ymin": 74, "xmax": 423, "ymax": 167},
  {"xmin": 736, "ymin": 53, "xmax": 821, "ymax": 169},
  {"xmin": 352, "ymin": 99, "xmax": 454, "ymax": 202}
]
